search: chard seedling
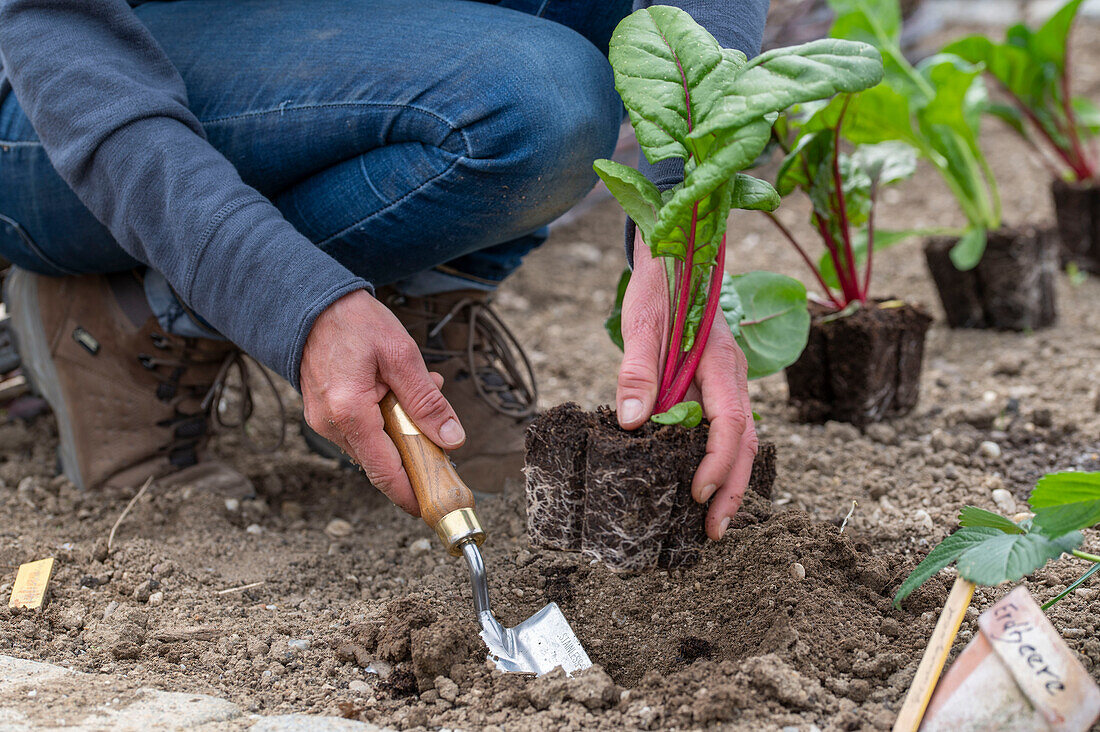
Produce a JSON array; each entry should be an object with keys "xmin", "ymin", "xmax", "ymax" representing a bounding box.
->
[
  {"xmin": 768, "ymin": 98, "xmax": 919, "ymax": 309},
  {"xmin": 894, "ymin": 471, "xmax": 1100, "ymax": 609},
  {"xmin": 945, "ymin": 0, "xmax": 1099, "ymax": 183},
  {"xmin": 594, "ymin": 5, "xmax": 884, "ymax": 424},
  {"xmin": 827, "ymin": 0, "xmax": 1002, "ymax": 270}
]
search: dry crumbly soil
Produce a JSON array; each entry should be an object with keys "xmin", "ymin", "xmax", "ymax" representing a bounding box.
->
[{"xmin": 3, "ymin": 20, "xmax": 1100, "ymax": 732}]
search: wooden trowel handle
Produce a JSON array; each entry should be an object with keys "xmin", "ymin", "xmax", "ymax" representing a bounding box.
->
[{"xmin": 380, "ymin": 392, "xmax": 485, "ymax": 556}]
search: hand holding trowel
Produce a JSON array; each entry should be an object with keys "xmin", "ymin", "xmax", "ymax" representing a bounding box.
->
[{"xmin": 379, "ymin": 392, "xmax": 591, "ymax": 676}]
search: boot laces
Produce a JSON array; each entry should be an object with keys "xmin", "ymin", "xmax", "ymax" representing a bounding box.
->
[
  {"xmin": 400, "ymin": 294, "xmax": 537, "ymax": 419},
  {"xmin": 138, "ymin": 335, "xmax": 286, "ymax": 465}
]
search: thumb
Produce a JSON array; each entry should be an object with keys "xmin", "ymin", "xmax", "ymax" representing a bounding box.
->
[
  {"xmin": 379, "ymin": 340, "xmax": 466, "ymax": 450},
  {"xmin": 617, "ymin": 239, "xmax": 667, "ymax": 430}
]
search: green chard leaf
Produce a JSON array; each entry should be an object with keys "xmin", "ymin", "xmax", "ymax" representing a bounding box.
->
[
  {"xmin": 1030, "ymin": 471, "xmax": 1100, "ymax": 537},
  {"xmin": 651, "ymin": 400, "xmax": 704, "ymax": 428},
  {"xmin": 724, "ymin": 272, "xmax": 810, "ymax": 379},
  {"xmin": 605, "ymin": 268, "xmax": 631, "ymax": 351},
  {"xmin": 949, "ymin": 226, "xmax": 988, "ymax": 271},
  {"xmin": 593, "ymin": 160, "xmax": 663, "ymax": 242}
]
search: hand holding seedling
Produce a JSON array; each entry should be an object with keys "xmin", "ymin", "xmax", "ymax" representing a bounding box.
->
[
  {"xmin": 299, "ymin": 290, "xmax": 466, "ymax": 516},
  {"xmin": 618, "ymin": 232, "xmax": 758, "ymax": 541}
]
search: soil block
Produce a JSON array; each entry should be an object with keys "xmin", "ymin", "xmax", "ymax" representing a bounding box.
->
[
  {"xmin": 923, "ymin": 227, "xmax": 1057, "ymax": 330},
  {"xmin": 1051, "ymin": 178, "xmax": 1100, "ymax": 274},
  {"xmin": 525, "ymin": 404, "xmax": 777, "ymax": 572},
  {"xmin": 785, "ymin": 300, "xmax": 931, "ymax": 427}
]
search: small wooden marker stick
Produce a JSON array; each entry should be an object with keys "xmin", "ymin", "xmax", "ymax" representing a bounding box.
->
[
  {"xmin": 893, "ymin": 576, "xmax": 975, "ymax": 732},
  {"xmin": 8, "ymin": 557, "xmax": 56, "ymax": 610}
]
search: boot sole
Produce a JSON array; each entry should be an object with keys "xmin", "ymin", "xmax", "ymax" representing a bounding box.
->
[{"xmin": 4, "ymin": 269, "xmax": 84, "ymax": 489}]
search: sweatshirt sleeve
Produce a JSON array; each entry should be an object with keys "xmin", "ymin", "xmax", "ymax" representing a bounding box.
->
[
  {"xmin": 625, "ymin": 0, "xmax": 770, "ymax": 265},
  {"xmin": 0, "ymin": 0, "xmax": 369, "ymax": 389}
]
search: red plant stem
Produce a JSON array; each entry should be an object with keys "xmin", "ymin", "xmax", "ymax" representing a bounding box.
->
[
  {"xmin": 830, "ymin": 101, "xmax": 863, "ymax": 303},
  {"xmin": 1002, "ymin": 82, "xmax": 1092, "ymax": 181},
  {"xmin": 658, "ymin": 203, "xmax": 698, "ymax": 400},
  {"xmin": 863, "ymin": 186, "xmax": 877, "ymax": 299},
  {"xmin": 1060, "ymin": 47, "xmax": 1097, "ymax": 180},
  {"xmin": 815, "ymin": 214, "xmax": 860, "ymax": 304},
  {"xmin": 657, "ymin": 237, "xmax": 726, "ymax": 411},
  {"xmin": 764, "ymin": 212, "xmax": 845, "ymax": 310}
]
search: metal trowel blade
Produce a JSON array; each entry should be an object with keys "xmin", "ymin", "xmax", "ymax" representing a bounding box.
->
[{"xmin": 479, "ymin": 602, "xmax": 592, "ymax": 677}]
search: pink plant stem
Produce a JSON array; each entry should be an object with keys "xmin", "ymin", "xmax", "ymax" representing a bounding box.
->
[
  {"xmin": 657, "ymin": 237, "xmax": 726, "ymax": 411},
  {"xmin": 1003, "ymin": 83, "xmax": 1092, "ymax": 180},
  {"xmin": 863, "ymin": 187, "xmax": 877, "ymax": 299},
  {"xmin": 765, "ymin": 212, "xmax": 845, "ymax": 310},
  {"xmin": 815, "ymin": 215, "xmax": 860, "ymax": 304},
  {"xmin": 658, "ymin": 203, "xmax": 698, "ymax": 400},
  {"xmin": 1060, "ymin": 47, "xmax": 1097, "ymax": 180},
  {"xmin": 831, "ymin": 103, "xmax": 863, "ymax": 303}
]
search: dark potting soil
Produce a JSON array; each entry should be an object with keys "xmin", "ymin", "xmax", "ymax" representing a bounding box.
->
[
  {"xmin": 924, "ymin": 227, "xmax": 1058, "ymax": 330},
  {"xmin": 525, "ymin": 404, "xmax": 777, "ymax": 572},
  {"xmin": 335, "ymin": 507, "xmax": 948, "ymax": 730},
  {"xmin": 1051, "ymin": 178, "xmax": 1100, "ymax": 274},
  {"xmin": 785, "ymin": 301, "xmax": 932, "ymax": 427}
]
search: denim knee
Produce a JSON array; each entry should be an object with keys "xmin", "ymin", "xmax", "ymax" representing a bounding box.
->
[{"xmin": 470, "ymin": 21, "xmax": 622, "ymax": 226}]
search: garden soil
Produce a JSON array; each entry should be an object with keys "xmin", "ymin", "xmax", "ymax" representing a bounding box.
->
[{"xmin": 2, "ymin": 21, "xmax": 1100, "ymax": 732}]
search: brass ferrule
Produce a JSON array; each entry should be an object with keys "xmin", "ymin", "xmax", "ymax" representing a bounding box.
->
[{"xmin": 434, "ymin": 507, "xmax": 486, "ymax": 556}]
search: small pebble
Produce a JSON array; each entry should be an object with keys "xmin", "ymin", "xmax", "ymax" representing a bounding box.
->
[
  {"xmin": 147, "ymin": 591, "xmax": 164, "ymax": 607},
  {"xmin": 245, "ymin": 524, "xmax": 263, "ymax": 535},
  {"xmin": 408, "ymin": 538, "xmax": 432, "ymax": 556},
  {"xmin": 982, "ymin": 390, "xmax": 998, "ymax": 403},
  {"xmin": 991, "ymin": 488, "xmax": 1016, "ymax": 514},
  {"xmin": 224, "ymin": 498, "xmax": 240, "ymax": 512},
  {"xmin": 789, "ymin": 562, "xmax": 806, "ymax": 581},
  {"xmin": 1031, "ymin": 408, "xmax": 1053, "ymax": 428},
  {"xmin": 978, "ymin": 441, "xmax": 1002, "ymax": 459},
  {"xmin": 103, "ymin": 601, "xmax": 119, "ymax": 619},
  {"xmin": 512, "ymin": 588, "xmax": 524, "ymax": 598},
  {"xmin": 913, "ymin": 509, "xmax": 934, "ymax": 531},
  {"xmin": 325, "ymin": 519, "xmax": 353, "ymax": 539},
  {"xmin": 152, "ymin": 561, "xmax": 176, "ymax": 578},
  {"xmin": 287, "ymin": 639, "xmax": 310, "ymax": 653},
  {"xmin": 865, "ymin": 423, "xmax": 897, "ymax": 445},
  {"xmin": 348, "ymin": 680, "xmax": 370, "ymax": 694}
]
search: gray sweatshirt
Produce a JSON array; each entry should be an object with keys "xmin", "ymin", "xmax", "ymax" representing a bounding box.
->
[{"xmin": 0, "ymin": 0, "xmax": 768, "ymax": 388}]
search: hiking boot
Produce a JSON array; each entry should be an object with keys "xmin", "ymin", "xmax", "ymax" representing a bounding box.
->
[
  {"xmin": 4, "ymin": 267, "xmax": 255, "ymax": 490},
  {"xmin": 383, "ymin": 288, "xmax": 536, "ymax": 493}
]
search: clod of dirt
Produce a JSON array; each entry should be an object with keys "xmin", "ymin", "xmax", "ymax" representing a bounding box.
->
[
  {"xmin": 525, "ymin": 404, "xmax": 777, "ymax": 571},
  {"xmin": 924, "ymin": 227, "xmax": 1058, "ymax": 330},
  {"xmin": 786, "ymin": 300, "xmax": 932, "ymax": 426},
  {"xmin": 526, "ymin": 666, "xmax": 620, "ymax": 711}
]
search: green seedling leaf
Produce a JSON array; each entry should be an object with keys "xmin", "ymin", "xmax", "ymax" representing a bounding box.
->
[
  {"xmin": 956, "ymin": 531, "xmax": 1082, "ymax": 586},
  {"xmin": 593, "ymin": 160, "xmax": 663, "ymax": 242},
  {"xmin": 1074, "ymin": 97, "xmax": 1100, "ymax": 133},
  {"xmin": 726, "ymin": 272, "xmax": 810, "ymax": 379},
  {"xmin": 730, "ymin": 173, "xmax": 781, "ymax": 211},
  {"xmin": 894, "ymin": 526, "xmax": 1003, "ymax": 607},
  {"xmin": 1030, "ymin": 471, "xmax": 1100, "ymax": 536},
  {"xmin": 949, "ymin": 226, "xmax": 987, "ymax": 271},
  {"xmin": 605, "ymin": 268, "xmax": 630, "ymax": 351},
  {"xmin": 651, "ymin": 400, "xmax": 703, "ymax": 428},
  {"xmin": 958, "ymin": 506, "xmax": 1025, "ymax": 534},
  {"xmin": 719, "ymin": 272, "xmax": 744, "ymax": 336}
]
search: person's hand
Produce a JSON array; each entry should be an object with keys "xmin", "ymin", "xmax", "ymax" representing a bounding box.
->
[
  {"xmin": 616, "ymin": 231, "xmax": 758, "ymax": 541},
  {"xmin": 300, "ymin": 289, "xmax": 465, "ymax": 516}
]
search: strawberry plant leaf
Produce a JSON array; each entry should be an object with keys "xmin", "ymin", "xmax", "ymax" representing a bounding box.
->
[
  {"xmin": 958, "ymin": 506, "xmax": 1025, "ymax": 534},
  {"xmin": 651, "ymin": 400, "xmax": 703, "ymax": 428},
  {"xmin": 1030, "ymin": 472, "xmax": 1100, "ymax": 536},
  {"xmin": 955, "ymin": 531, "xmax": 1083, "ymax": 586},
  {"xmin": 893, "ymin": 526, "xmax": 1003, "ymax": 607},
  {"xmin": 726, "ymin": 272, "xmax": 810, "ymax": 379}
]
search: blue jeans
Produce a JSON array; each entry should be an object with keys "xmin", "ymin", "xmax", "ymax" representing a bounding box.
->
[{"xmin": 0, "ymin": 0, "xmax": 627, "ymax": 325}]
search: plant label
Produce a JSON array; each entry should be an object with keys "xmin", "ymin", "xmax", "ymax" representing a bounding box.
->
[
  {"xmin": 921, "ymin": 586, "xmax": 1100, "ymax": 732},
  {"xmin": 8, "ymin": 557, "xmax": 55, "ymax": 610}
]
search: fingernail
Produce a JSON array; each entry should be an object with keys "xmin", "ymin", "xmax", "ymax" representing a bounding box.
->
[
  {"xmin": 439, "ymin": 418, "xmax": 464, "ymax": 446},
  {"xmin": 620, "ymin": 398, "xmax": 643, "ymax": 425},
  {"xmin": 699, "ymin": 484, "xmax": 718, "ymax": 503},
  {"xmin": 718, "ymin": 516, "xmax": 731, "ymax": 539}
]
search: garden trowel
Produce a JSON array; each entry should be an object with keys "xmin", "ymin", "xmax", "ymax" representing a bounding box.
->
[{"xmin": 380, "ymin": 392, "xmax": 591, "ymax": 677}]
